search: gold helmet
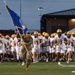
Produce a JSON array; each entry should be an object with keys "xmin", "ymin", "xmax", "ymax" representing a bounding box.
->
[
  {"xmin": 42, "ymin": 32, "xmax": 46, "ymax": 36},
  {"xmin": 66, "ymin": 31, "xmax": 71, "ymax": 35},
  {"xmin": 1, "ymin": 35, "xmax": 5, "ymax": 38},
  {"xmin": 34, "ymin": 31, "xmax": 38, "ymax": 35},
  {"xmin": 0, "ymin": 33, "xmax": 2, "ymax": 37},
  {"xmin": 53, "ymin": 33, "xmax": 57, "ymax": 36},
  {"xmin": 38, "ymin": 33, "xmax": 41, "ymax": 36},
  {"xmin": 5, "ymin": 35, "xmax": 10, "ymax": 39},
  {"xmin": 50, "ymin": 33, "xmax": 54, "ymax": 37},
  {"xmin": 44, "ymin": 33, "xmax": 49, "ymax": 37},
  {"xmin": 56, "ymin": 29, "xmax": 62, "ymax": 33},
  {"xmin": 11, "ymin": 34, "xmax": 15, "ymax": 38},
  {"xmin": 50, "ymin": 33, "xmax": 57, "ymax": 37},
  {"xmin": 71, "ymin": 32, "xmax": 75, "ymax": 35}
]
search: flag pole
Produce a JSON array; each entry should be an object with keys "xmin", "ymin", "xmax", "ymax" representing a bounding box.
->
[
  {"xmin": 5, "ymin": 3, "xmax": 28, "ymax": 52},
  {"xmin": 16, "ymin": 26, "xmax": 28, "ymax": 53}
]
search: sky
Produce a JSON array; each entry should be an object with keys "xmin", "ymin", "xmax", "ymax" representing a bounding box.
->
[{"xmin": 0, "ymin": 0, "xmax": 75, "ymax": 31}]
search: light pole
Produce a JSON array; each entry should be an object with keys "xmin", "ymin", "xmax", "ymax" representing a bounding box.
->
[
  {"xmin": 38, "ymin": 7, "xmax": 44, "ymax": 32},
  {"xmin": 38, "ymin": 7, "xmax": 44, "ymax": 17},
  {"xmin": 20, "ymin": 0, "xmax": 22, "ymax": 18}
]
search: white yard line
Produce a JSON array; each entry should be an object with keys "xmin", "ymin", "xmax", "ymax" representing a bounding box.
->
[
  {"xmin": 58, "ymin": 62, "xmax": 75, "ymax": 73},
  {"xmin": 72, "ymin": 71, "xmax": 75, "ymax": 73},
  {"xmin": 58, "ymin": 62, "xmax": 75, "ymax": 67}
]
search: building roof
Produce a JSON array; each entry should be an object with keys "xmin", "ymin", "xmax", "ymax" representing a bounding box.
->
[
  {"xmin": 69, "ymin": 28, "xmax": 75, "ymax": 32},
  {"xmin": 43, "ymin": 8, "xmax": 75, "ymax": 18}
]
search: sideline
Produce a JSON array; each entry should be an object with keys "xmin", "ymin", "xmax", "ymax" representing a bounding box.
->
[
  {"xmin": 72, "ymin": 71, "xmax": 75, "ymax": 73},
  {"xmin": 58, "ymin": 62, "xmax": 75, "ymax": 67},
  {"xmin": 58, "ymin": 62, "xmax": 75, "ymax": 73}
]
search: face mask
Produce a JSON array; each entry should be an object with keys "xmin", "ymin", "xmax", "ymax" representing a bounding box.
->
[
  {"xmin": 34, "ymin": 35, "xmax": 38, "ymax": 38},
  {"xmin": 45, "ymin": 36, "xmax": 48, "ymax": 39}
]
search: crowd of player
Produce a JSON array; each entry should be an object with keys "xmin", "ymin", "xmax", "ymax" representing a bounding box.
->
[{"xmin": 0, "ymin": 29, "xmax": 75, "ymax": 64}]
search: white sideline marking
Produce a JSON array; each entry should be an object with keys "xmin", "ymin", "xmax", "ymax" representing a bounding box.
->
[
  {"xmin": 58, "ymin": 62, "xmax": 75, "ymax": 67},
  {"xmin": 72, "ymin": 71, "xmax": 75, "ymax": 73},
  {"xmin": 58, "ymin": 62, "xmax": 75, "ymax": 73}
]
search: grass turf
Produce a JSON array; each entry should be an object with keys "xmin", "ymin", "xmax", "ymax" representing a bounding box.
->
[{"xmin": 0, "ymin": 62, "xmax": 75, "ymax": 75}]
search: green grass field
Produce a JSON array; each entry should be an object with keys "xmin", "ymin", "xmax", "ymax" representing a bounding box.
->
[{"xmin": 0, "ymin": 62, "xmax": 75, "ymax": 75}]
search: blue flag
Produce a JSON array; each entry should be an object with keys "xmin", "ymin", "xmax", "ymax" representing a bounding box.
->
[{"xmin": 5, "ymin": 5, "xmax": 28, "ymax": 34}]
